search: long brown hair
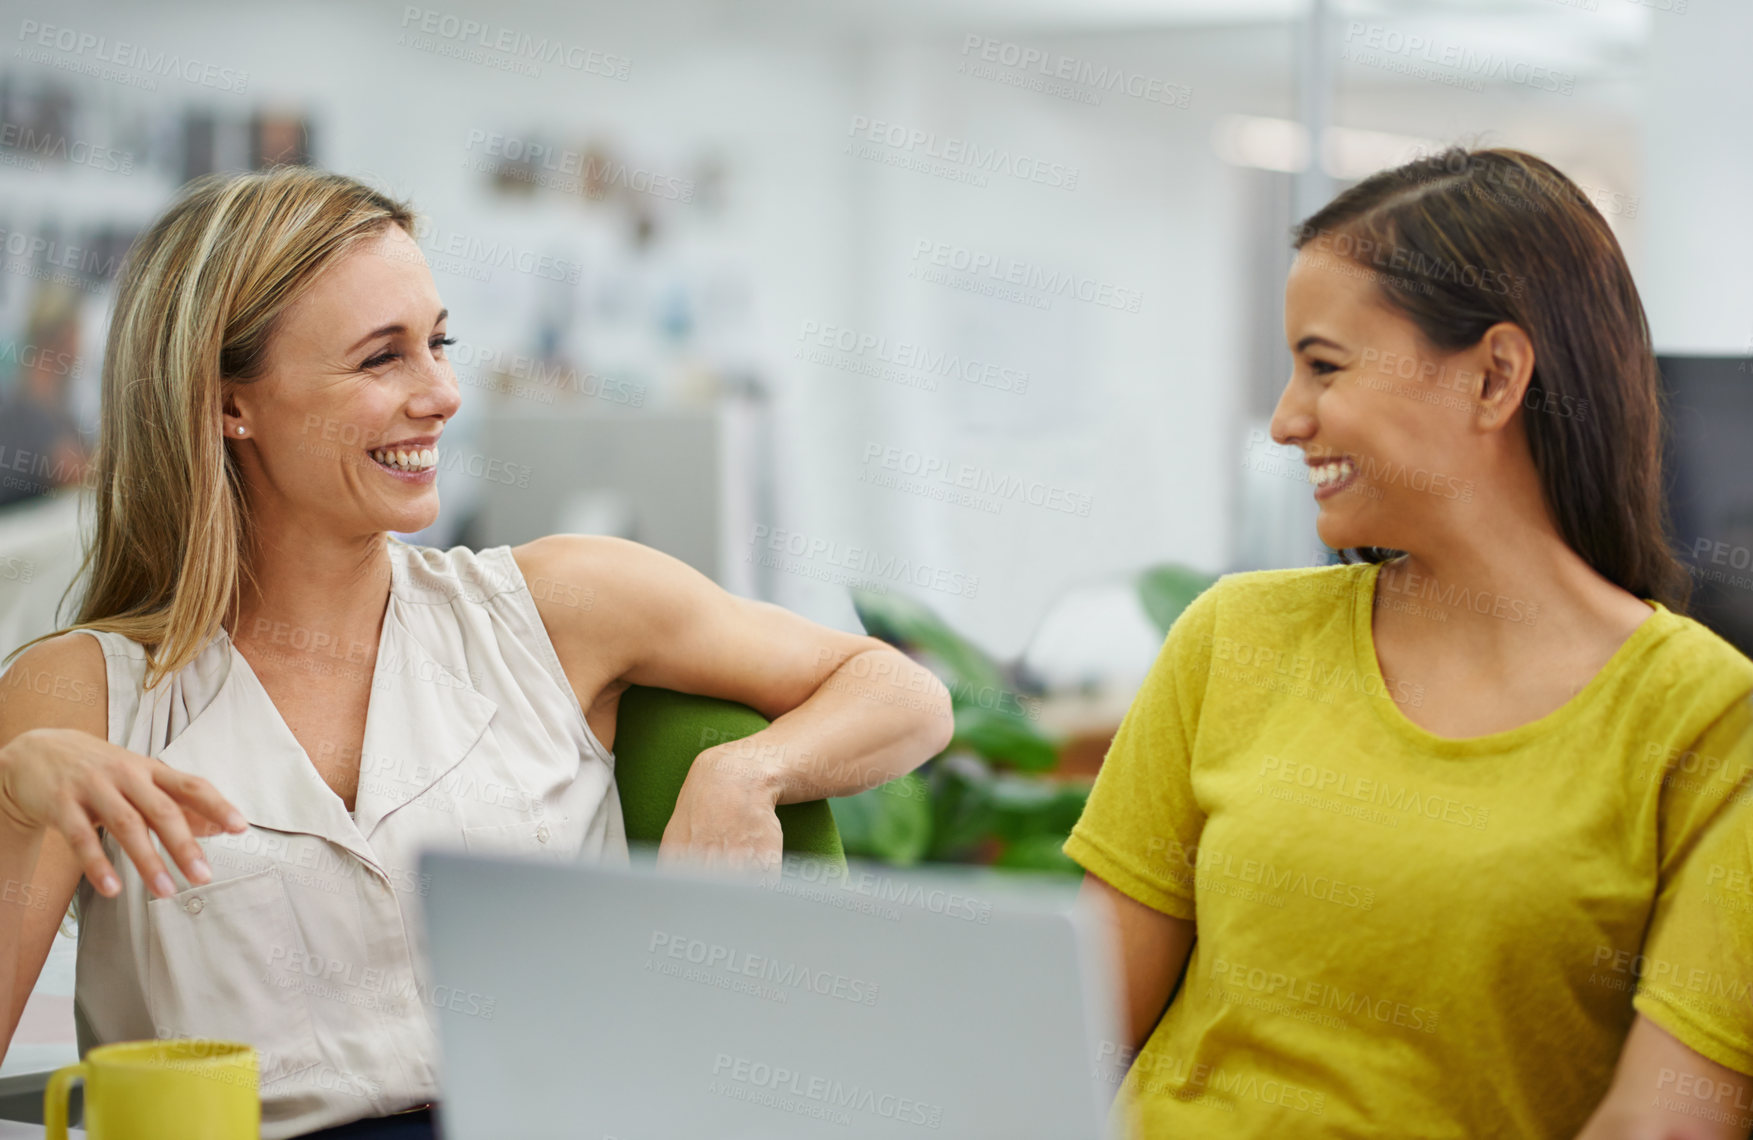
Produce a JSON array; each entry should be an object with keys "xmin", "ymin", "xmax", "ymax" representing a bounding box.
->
[
  {"xmin": 1293, "ymin": 146, "xmax": 1688, "ymax": 611},
  {"xmin": 5, "ymin": 167, "xmax": 416, "ymax": 689}
]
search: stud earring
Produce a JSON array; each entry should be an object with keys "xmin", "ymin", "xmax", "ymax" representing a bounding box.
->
[{"xmin": 236, "ymin": 426, "xmax": 246, "ymax": 435}]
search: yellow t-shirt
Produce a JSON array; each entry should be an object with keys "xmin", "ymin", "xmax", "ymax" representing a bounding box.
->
[{"xmin": 1064, "ymin": 560, "xmax": 1753, "ymax": 1139}]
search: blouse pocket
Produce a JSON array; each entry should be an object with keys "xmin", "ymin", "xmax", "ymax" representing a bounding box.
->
[
  {"xmin": 143, "ymin": 866, "xmax": 326, "ymax": 1084},
  {"xmin": 461, "ymin": 817, "xmax": 578, "ymax": 862}
]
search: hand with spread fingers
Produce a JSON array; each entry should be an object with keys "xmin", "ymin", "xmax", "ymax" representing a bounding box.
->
[{"xmin": 0, "ymin": 726, "xmax": 248, "ymax": 899}]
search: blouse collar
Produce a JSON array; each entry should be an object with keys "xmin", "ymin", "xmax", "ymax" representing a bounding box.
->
[{"xmin": 150, "ymin": 539, "xmax": 499, "ymax": 878}]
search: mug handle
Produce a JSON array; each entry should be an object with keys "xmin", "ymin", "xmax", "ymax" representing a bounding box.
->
[{"xmin": 44, "ymin": 1061, "xmax": 87, "ymax": 1139}]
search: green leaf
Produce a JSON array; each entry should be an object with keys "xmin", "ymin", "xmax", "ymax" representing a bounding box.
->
[
  {"xmin": 1136, "ymin": 564, "xmax": 1217, "ymax": 636},
  {"xmin": 993, "ymin": 833, "xmax": 1084, "ymax": 876},
  {"xmin": 919, "ymin": 763, "xmax": 1091, "ymax": 865},
  {"xmin": 851, "ymin": 588, "xmax": 1007, "ymax": 697},
  {"xmin": 952, "ymin": 704, "xmax": 1058, "ymax": 772},
  {"xmin": 996, "ymin": 773, "xmax": 1089, "ymax": 826},
  {"xmin": 924, "ymin": 762, "xmax": 997, "ymax": 863},
  {"xmin": 829, "ymin": 773, "xmax": 932, "ymax": 865},
  {"xmin": 984, "ymin": 774, "xmax": 1091, "ymax": 844}
]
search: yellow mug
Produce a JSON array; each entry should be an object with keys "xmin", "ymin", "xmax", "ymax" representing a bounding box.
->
[{"xmin": 45, "ymin": 1039, "xmax": 259, "ymax": 1139}]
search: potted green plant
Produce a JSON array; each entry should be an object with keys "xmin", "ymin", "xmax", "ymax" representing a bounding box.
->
[{"xmin": 831, "ymin": 563, "xmax": 1215, "ymax": 874}]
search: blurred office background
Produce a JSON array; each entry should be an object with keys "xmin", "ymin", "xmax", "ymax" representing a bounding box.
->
[{"xmin": 1, "ymin": 1, "xmax": 1750, "ymax": 1053}]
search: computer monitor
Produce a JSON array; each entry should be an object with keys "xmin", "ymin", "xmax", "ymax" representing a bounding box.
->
[{"xmin": 1658, "ymin": 354, "xmax": 1753, "ymax": 655}]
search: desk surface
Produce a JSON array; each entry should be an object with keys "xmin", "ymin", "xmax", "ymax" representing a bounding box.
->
[{"xmin": 0, "ymin": 1124, "xmax": 79, "ymax": 1138}]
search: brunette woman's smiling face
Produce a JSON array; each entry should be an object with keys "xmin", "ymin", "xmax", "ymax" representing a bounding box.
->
[
  {"xmin": 222, "ymin": 223, "xmax": 460, "ymax": 541},
  {"xmin": 1271, "ymin": 248, "xmax": 1505, "ymax": 555}
]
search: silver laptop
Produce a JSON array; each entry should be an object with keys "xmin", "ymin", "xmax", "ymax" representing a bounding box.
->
[{"xmin": 417, "ymin": 850, "xmax": 1124, "ymax": 1139}]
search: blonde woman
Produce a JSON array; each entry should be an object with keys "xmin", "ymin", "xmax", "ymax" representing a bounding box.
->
[
  {"xmin": 1067, "ymin": 149, "xmax": 1753, "ymax": 1138},
  {"xmin": 0, "ymin": 167, "xmax": 952, "ymax": 1139}
]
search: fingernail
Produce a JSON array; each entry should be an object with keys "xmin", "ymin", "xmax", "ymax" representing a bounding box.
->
[
  {"xmin": 153, "ymin": 872, "xmax": 175, "ymax": 897},
  {"xmin": 190, "ymin": 858, "xmax": 211, "ymax": 884},
  {"xmin": 100, "ymin": 874, "xmax": 119, "ymax": 896},
  {"xmin": 226, "ymin": 811, "xmax": 246, "ymax": 831}
]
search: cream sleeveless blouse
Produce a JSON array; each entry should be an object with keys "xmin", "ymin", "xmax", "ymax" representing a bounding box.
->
[{"xmin": 69, "ymin": 538, "xmax": 628, "ymax": 1138}]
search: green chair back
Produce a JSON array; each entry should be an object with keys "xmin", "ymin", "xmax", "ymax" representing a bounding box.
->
[{"xmin": 612, "ymin": 684, "xmax": 846, "ymax": 866}]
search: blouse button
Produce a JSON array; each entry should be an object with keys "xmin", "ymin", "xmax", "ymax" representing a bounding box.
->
[
  {"xmin": 535, "ymin": 823, "xmax": 551, "ymax": 845},
  {"xmin": 184, "ymin": 896, "xmax": 205, "ymax": 915}
]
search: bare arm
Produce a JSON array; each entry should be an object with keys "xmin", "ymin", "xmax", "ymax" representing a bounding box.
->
[
  {"xmin": 512, "ymin": 534, "xmax": 954, "ymax": 866},
  {"xmin": 1081, "ymin": 871, "xmax": 1196, "ymax": 1051},
  {"xmin": 0, "ymin": 633, "xmax": 245, "ymax": 1063},
  {"xmin": 1574, "ymin": 1014, "xmax": 1751, "ymax": 1140},
  {"xmin": 0, "ymin": 634, "xmax": 103, "ymax": 1057}
]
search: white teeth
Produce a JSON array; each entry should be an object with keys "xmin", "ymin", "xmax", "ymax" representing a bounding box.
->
[
  {"xmin": 370, "ymin": 446, "xmax": 438, "ymax": 472},
  {"xmin": 1309, "ymin": 459, "xmax": 1356, "ymax": 488}
]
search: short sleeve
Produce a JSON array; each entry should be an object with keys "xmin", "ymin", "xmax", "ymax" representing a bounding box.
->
[
  {"xmin": 1062, "ymin": 580, "xmax": 1220, "ymax": 921},
  {"xmin": 1633, "ymin": 692, "xmax": 1753, "ymax": 1075}
]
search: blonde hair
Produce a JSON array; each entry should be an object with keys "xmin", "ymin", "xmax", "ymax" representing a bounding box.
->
[{"xmin": 6, "ymin": 166, "xmax": 415, "ymax": 690}]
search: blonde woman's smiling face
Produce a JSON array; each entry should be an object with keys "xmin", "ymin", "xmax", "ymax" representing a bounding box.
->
[{"xmin": 222, "ymin": 223, "xmax": 460, "ymax": 540}]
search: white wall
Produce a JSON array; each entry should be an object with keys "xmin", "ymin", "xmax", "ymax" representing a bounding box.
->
[
  {"xmin": 16, "ymin": 0, "xmax": 1272, "ymax": 661},
  {"xmin": 7, "ymin": 0, "xmax": 1660, "ymax": 664},
  {"xmin": 1639, "ymin": 0, "xmax": 1753, "ymax": 353},
  {"xmin": 824, "ymin": 28, "xmax": 1257, "ymax": 657}
]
